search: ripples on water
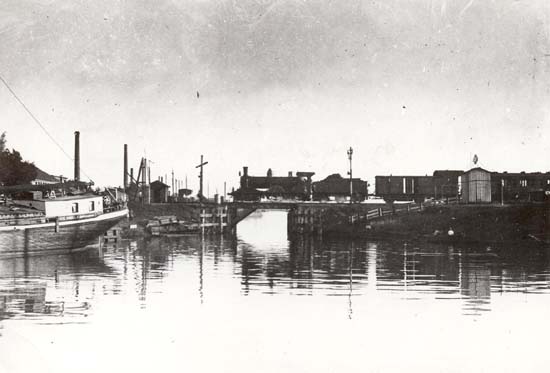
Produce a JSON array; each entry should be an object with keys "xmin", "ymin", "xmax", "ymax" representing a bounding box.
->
[{"xmin": 1, "ymin": 210, "xmax": 550, "ymax": 372}]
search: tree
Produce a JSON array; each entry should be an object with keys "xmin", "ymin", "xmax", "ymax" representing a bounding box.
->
[
  {"xmin": 0, "ymin": 134, "xmax": 37, "ymax": 186},
  {"xmin": 0, "ymin": 132, "xmax": 5, "ymax": 152}
]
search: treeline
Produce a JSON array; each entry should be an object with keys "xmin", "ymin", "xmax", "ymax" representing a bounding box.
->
[{"xmin": 0, "ymin": 132, "xmax": 37, "ymax": 186}]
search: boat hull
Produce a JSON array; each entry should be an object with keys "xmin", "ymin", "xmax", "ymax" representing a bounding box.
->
[{"xmin": 0, "ymin": 209, "xmax": 128, "ymax": 256}]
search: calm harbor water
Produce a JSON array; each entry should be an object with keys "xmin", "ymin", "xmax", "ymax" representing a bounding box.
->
[{"xmin": 1, "ymin": 210, "xmax": 550, "ymax": 372}]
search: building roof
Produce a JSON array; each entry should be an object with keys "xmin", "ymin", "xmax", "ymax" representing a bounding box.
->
[
  {"xmin": 34, "ymin": 167, "xmax": 63, "ymax": 183},
  {"xmin": 31, "ymin": 194, "xmax": 102, "ymax": 202},
  {"xmin": 150, "ymin": 180, "xmax": 169, "ymax": 189},
  {"xmin": 465, "ymin": 167, "xmax": 492, "ymax": 174}
]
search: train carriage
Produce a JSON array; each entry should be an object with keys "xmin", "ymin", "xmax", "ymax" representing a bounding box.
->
[{"xmin": 375, "ymin": 170, "xmax": 462, "ymax": 203}]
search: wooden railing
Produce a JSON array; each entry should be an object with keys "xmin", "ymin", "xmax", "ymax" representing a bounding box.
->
[{"xmin": 348, "ymin": 197, "xmax": 460, "ymax": 224}]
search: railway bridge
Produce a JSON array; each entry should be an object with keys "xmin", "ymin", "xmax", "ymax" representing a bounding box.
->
[
  {"xmin": 130, "ymin": 199, "xmax": 439, "ymax": 236},
  {"xmin": 225, "ymin": 201, "xmax": 390, "ymax": 235}
]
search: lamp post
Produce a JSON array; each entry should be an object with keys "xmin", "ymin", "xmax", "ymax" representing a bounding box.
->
[
  {"xmin": 501, "ymin": 179, "xmax": 504, "ymax": 206},
  {"xmin": 347, "ymin": 147, "xmax": 353, "ymax": 204}
]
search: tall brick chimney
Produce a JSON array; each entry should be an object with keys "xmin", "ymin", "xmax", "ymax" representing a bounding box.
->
[
  {"xmin": 123, "ymin": 144, "xmax": 128, "ymax": 189},
  {"xmin": 74, "ymin": 131, "xmax": 80, "ymax": 181}
]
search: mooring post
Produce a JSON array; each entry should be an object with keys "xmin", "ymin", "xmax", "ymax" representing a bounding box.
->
[
  {"xmin": 201, "ymin": 208, "xmax": 205, "ymax": 236},
  {"xmin": 54, "ymin": 217, "xmax": 60, "ymax": 233},
  {"xmin": 219, "ymin": 207, "xmax": 223, "ymax": 233}
]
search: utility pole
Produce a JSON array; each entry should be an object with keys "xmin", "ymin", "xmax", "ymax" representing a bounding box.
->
[
  {"xmin": 196, "ymin": 155, "xmax": 208, "ymax": 201},
  {"xmin": 347, "ymin": 147, "xmax": 353, "ymax": 204},
  {"xmin": 172, "ymin": 169, "xmax": 175, "ymax": 197}
]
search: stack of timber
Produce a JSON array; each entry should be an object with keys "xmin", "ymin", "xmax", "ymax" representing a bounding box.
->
[
  {"xmin": 145, "ymin": 206, "xmax": 228, "ymax": 236},
  {"xmin": 147, "ymin": 215, "xmax": 197, "ymax": 236}
]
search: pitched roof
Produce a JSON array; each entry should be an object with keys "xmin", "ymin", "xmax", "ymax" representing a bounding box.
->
[
  {"xmin": 465, "ymin": 167, "xmax": 491, "ymax": 174},
  {"xmin": 34, "ymin": 167, "xmax": 62, "ymax": 182},
  {"xmin": 150, "ymin": 180, "xmax": 169, "ymax": 188}
]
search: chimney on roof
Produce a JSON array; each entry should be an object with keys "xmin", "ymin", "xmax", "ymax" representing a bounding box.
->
[
  {"xmin": 243, "ymin": 166, "xmax": 248, "ymax": 176},
  {"xmin": 288, "ymin": 171, "xmax": 293, "ymax": 177},
  {"xmin": 74, "ymin": 131, "xmax": 80, "ymax": 181}
]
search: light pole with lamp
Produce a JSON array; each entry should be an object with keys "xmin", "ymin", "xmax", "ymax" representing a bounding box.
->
[{"xmin": 347, "ymin": 147, "xmax": 353, "ymax": 204}]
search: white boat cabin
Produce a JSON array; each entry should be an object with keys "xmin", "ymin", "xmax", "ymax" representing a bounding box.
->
[{"xmin": 14, "ymin": 195, "xmax": 104, "ymax": 218}]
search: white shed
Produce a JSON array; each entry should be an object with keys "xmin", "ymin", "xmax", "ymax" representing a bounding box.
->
[{"xmin": 461, "ymin": 168, "xmax": 492, "ymax": 203}]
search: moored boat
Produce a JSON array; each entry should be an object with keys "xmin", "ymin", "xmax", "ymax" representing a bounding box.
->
[{"xmin": 0, "ymin": 193, "xmax": 128, "ymax": 256}]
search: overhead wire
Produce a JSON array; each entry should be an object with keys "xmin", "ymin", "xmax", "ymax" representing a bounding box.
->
[{"xmin": 0, "ymin": 74, "xmax": 94, "ymax": 183}]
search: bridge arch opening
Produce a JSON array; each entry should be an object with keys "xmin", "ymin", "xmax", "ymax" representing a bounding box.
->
[{"xmin": 235, "ymin": 209, "xmax": 290, "ymax": 246}]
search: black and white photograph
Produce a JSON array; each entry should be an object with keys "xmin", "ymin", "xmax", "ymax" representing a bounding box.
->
[{"xmin": 1, "ymin": 1, "xmax": 550, "ymax": 372}]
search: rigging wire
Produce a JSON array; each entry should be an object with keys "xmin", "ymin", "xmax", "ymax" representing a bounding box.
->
[{"xmin": 0, "ymin": 74, "xmax": 94, "ymax": 183}]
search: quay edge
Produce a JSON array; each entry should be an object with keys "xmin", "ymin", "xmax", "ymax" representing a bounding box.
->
[{"xmin": 290, "ymin": 203, "xmax": 550, "ymax": 246}]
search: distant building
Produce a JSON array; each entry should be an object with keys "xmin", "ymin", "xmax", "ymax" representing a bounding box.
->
[
  {"xmin": 231, "ymin": 167, "xmax": 315, "ymax": 201},
  {"xmin": 31, "ymin": 167, "xmax": 67, "ymax": 185},
  {"xmin": 313, "ymin": 174, "xmax": 369, "ymax": 202},
  {"xmin": 461, "ymin": 168, "xmax": 492, "ymax": 203},
  {"xmin": 150, "ymin": 180, "xmax": 169, "ymax": 203}
]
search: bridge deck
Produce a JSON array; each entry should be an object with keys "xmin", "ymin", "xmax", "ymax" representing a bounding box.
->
[{"xmin": 227, "ymin": 201, "xmax": 387, "ymax": 209}]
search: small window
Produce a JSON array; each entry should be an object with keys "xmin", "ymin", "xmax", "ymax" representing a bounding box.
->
[
  {"xmin": 520, "ymin": 180, "xmax": 527, "ymax": 187},
  {"xmin": 72, "ymin": 203, "xmax": 79, "ymax": 213},
  {"xmin": 89, "ymin": 201, "xmax": 95, "ymax": 211}
]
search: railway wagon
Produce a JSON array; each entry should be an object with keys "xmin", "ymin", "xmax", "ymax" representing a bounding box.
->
[
  {"xmin": 375, "ymin": 170, "xmax": 462, "ymax": 203},
  {"xmin": 375, "ymin": 175, "xmax": 435, "ymax": 203}
]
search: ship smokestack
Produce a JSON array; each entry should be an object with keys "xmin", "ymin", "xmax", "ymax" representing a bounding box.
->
[
  {"xmin": 74, "ymin": 131, "xmax": 80, "ymax": 181},
  {"xmin": 123, "ymin": 144, "xmax": 128, "ymax": 189}
]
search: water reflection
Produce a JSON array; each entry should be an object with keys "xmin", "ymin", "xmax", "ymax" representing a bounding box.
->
[
  {"xmin": 2, "ymin": 214, "xmax": 550, "ymax": 372},
  {"xmin": 1, "ymin": 234, "xmax": 549, "ymax": 325},
  {"xmin": 0, "ymin": 231, "xmax": 549, "ymax": 326},
  {"xmin": 0, "ymin": 249, "xmax": 111, "ymax": 322},
  {"xmin": 236, "ymin": 235, "xmax": 550, "ymax": 316}
]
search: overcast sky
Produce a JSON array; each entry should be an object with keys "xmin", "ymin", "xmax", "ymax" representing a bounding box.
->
[{"xmin": 1, "ymin": 0, "xmax": 549, "ymax": 193}]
